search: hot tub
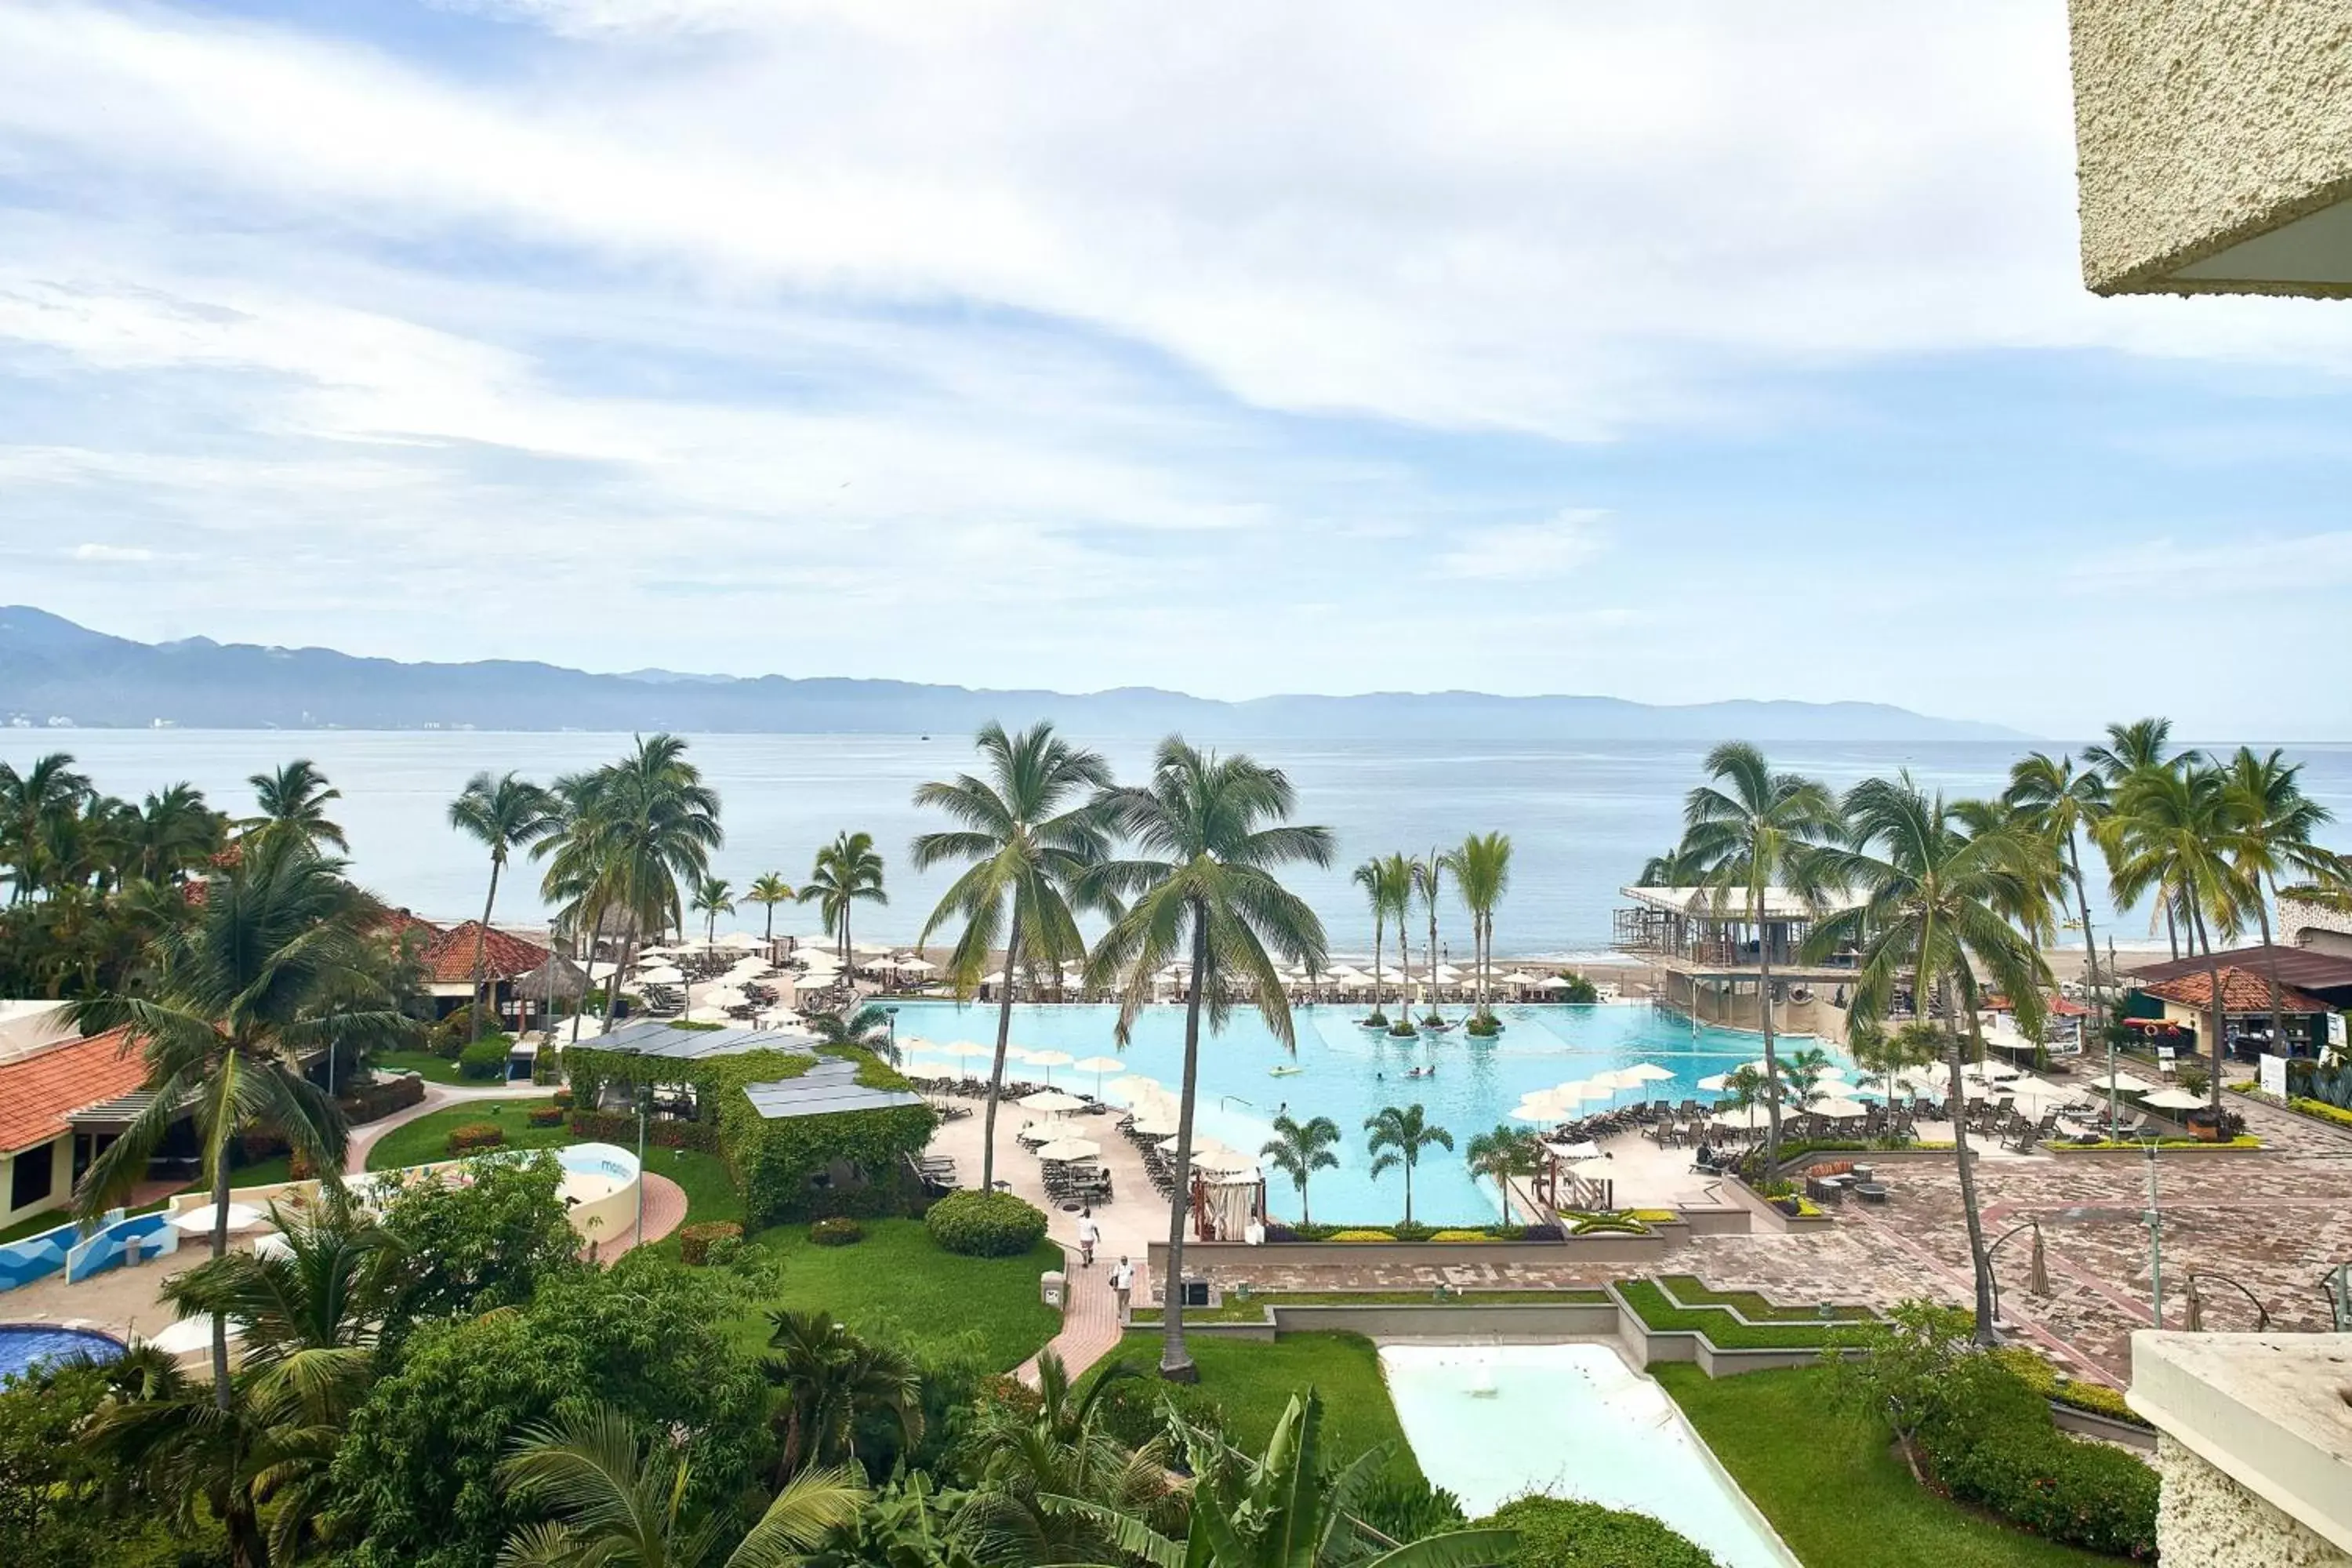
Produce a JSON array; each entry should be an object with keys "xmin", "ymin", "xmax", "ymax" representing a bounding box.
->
[{"xmin": 554, "ymin": 1143, "xmax": 642, "ymax": 1242}]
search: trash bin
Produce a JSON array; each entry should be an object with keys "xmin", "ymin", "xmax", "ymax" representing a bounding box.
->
[{"xmin": 1040, "ymin": 1270, "xmax": 1066, "ymax": 1308}]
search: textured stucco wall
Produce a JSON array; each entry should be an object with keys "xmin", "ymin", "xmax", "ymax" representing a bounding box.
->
[
  {"xmin": 2279, "ymin": 895, "xmax": 2352, "ymax": 959},
  {"xmin": 2069, "ymin": 0, "xmax": 2352, "ymax": 293},
  {"xmin": 2155, "ymin": 1433, "xmax": 2352, "ymax": 1567}
]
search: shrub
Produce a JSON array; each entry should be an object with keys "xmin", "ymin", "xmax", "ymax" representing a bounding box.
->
[
  {"xmin": 456, "ymin": 1038, "xmax": 510, "ymax": 1081},
  {"xmin": 568, "ymin": 1109, "xmax": 724, "ymax": 1154},
  {"xmin": 1481, "ymin": 1494, "xmax": 1721, "ymax": 1568},
  {"xmin": 677, "ymin": 1221, "xmax": 744, "ymax": 1265},
  {"xmin": 1327, "ymin": 1229, "xmax": 1396, "ymax": 1243},
  {"xmin": 924, "ymin": 1190, "xmax": 1047, "ymax": 1258},
  {"xmin": 1389, "ymin": 1220, "xmax": 1434, "ymax": 1242},
  {"xmin": 343, "ymin": 1070, "xmax": 426, "ymax": 1123},
  {"xmin": 430, "ymin": 1005, "xmax": 488, "ymax": 1055},
  {"xmin": 1430, "ymin": 1229, "xmax": 1490, "ymax": 1241},
  {"xmin": 1352, "ymin": 1471, "xmax": 1467, "ymax": 1545},
  {"xmin": 1464, "ymin": 1012, "xmax": 1501, "ymax": 1037},
  {"xmin": 521, "ymin": 1105, "xmax": 563, "ymax": 1129},
  {"xmin": 1994, "ymin": 1348, "xmax": 2151, "ymax": 1429},
  {"xmin": 703, "ymin": 1234, "xmax": 742, "ymax": 1267},
  {"xmin": 1552, "ymin": 970, "xmax": 1602, "ymax": 1004},
  {"xmin": 2291, "ymin": 1095, "xmax": 2352, "ymax": 1129},
  {"xmin": 1919, "ymin": 1369, "xmax": 2158, "ymax": 1559},
  {"xmin": 1519, "ymin": 1222, "xmax": 1564, "ymax": 1242},
  {"xmin": 1091, "ymin": 1370, "xmax": 1229, "ymax": 1453},
  {"xmin": 552, "ymin": 1087, "xmax": 575, "ymax": 1111},
  {"xmin": 810, "ymin": 1216, "xmax": 865, "ymax": 1247},
  {"xmin": 446, "ymin": 1122, "xmax": 506, "ymax": 1155}
]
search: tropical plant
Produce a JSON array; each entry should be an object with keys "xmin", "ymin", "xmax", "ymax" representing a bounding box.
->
[
  {"xmin": 1080, "ymin": 737, "xmax": 1333, "ymax": 1379},
  {"xmin": 800, "ymin": 830, "xmax": 887, "ymax": 969},
  {"xmin": 1676, "ymin": 741, "xmax": 1842, "ymax": 1170},
  {"xmin": 1260, "ymin": 1112, "xmax": 1341, "ymax": 1226},
  {"xmin": 1463, "ymin": 1123, "xmax": 1537, "ymax": 1223},
  {"xmin": 956, "ymin": 1352, "xmax": 1177, "ymax": 1567},
  {"xmin": 1806, "ymin": 774, "xmax": 2052, "ymax": 1343},
  {"xmin": 1351, "ymin": 855, "xmax": 1399, "ymax": 1027},
  {"xmin": 0, "ymin": 751, "xmax": 92, "ymax": 902},
  {"xmin": 1378, "ymin": 852, "xmax": 1417, "ymax": 1036},
  {"xmin": 1414, "ymin": 849, "xmax": 1446, "ymax": 1025},
  {"xmin": 245, "ymin": 758, "xmax": 348, "ymax": 852},
  {"xmin": 747, "ymin": 872, "xmax": 796, "ymax": 952},
  {"xmin": 1364, "ymin": 1104, "xmax": 1453, "ymax": 1227},
  {"xmin": 2004, "ymin": 752, "xmax": 2111, "ymax": 1006},
  {"xmin": 2220, "ymin": 746, "xmax": 2343, "ymax": 1059},
  {"xmin": 125, "ymin": 781, "xmax": 229, "ymax": 886},
  {"xmin": 694, "ymin": 873, "xmax": 738, "ymax": 949},
  {"xmin": 806, "ymin": 1000, "xmax": 900, "ymax": 1064},
  {"xmin": 448, "ymin": 770, "xmax": 560, "ymax": 1040},
  {"xmin": 912, "ymin": 722, "xmax": 1116, "ymax": 1193},
  {"xmin": 68, "ymin": 830, "xmax": 417, "ymax": 1398},
  {"xmin": 761, "ymin": 1308, "xmax": 926, "ymax": 1480},
  {"xmin": 1442, "ymin": 833, "xmax": 1512, "ymax": 1026},
  {"xmin": 499, "ymin": 1400, "xmax": 866, "ymax": 1568},
  {"xmin": 2084, "ymin": 717, "xmax": 2196, "ymax": 959}
]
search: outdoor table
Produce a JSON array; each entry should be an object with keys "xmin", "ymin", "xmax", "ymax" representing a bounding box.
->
[{"xmin": 1853, "ymin": 1182, "xmax": 1889, "ymax": 1203}]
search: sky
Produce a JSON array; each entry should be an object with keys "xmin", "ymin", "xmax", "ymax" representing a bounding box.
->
[{"xmin": 3, "ymin": 1, "xmax": 2351, "ymax": 739}]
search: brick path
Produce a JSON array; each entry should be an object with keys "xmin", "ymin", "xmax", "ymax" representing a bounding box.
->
[
  {"xmin": 1016, "ymin": 1243, "xmax": 1131, "ymax": 1385},
  {"xmin": 593, "ymin": 1171, "xmax": 687, "ymax": 1262}
]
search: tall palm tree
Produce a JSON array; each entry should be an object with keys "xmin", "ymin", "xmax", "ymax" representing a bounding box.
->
[
  {"xmin": 799, "ymin": 831, "xmax": 887, "ymax": 970},
  {"xmin": 1442, "ymin": 833, "xmax": 1512, "ymax": 1026},
  {"xmin": 1363, "ymin": 1104, "xmax": 1452, "ymax": 1227},
  {"xmin": 2220, "ymin": 747, "xmax": 2343, "ymax": 1057},
  {"xmin": 1414, "ymin": 849, "xmax": 1445, "ymax": 1025},
  {"xmin": 127, "ymin": 782, "xmax": 227, "ymax": 887},
  {"xmin": 0, "ymin": 751, "xmax": 91, "ymax": 902},
  {"xmin": 956, "ymin": 1352, "xmax": 1178, "ymax": 1568},
  {"xmin": 1377, "ymin": 851, "xmax": 1417, "ymax": 1036},
  {"xmin": 536, "ymin": 735, "xmax": 724, "ymax": 1036},
  {"xmin": 2107, "ymin": 762, "xmax": 2252, "ymax": 1113},
  {"xmin": 448, "ymin": 771, "xmax": 559, "ymax": 1040},
  {"xmin": 67, "ymin": 832, "xmax": 416, "ymax": 1404},
  {"xmin": 693, "ymin": 873, "xmax": 737, "ymax": 949},
  {"xmin": 746, "ymin": 872, "xmax": 796, "ymax": 955},
  {"xmin": 499, "ymin": 1401, "xmax": 866, "ymax": 1568},
  {"xmin": 1350, "ymin": 857, "xmax": 1392, "ymax": 1026},
  {"xmin": 2085, "ymin": 718, "xmax": 2195, "ymax": 959},
  {"xmin": 1081, "ymin": 737, "xmax": 1333, "ymax": 1380},
  {"xmin": 1260, "ymin": 1113, "xmax": 1341, "ymax": 1227},
  {"xmin": 1676, "ymin": 742, "xmax": 1842, "ymax": 1171},
  {"xmin": 2004, "ymin": 752, "xmax": 2112, "ymax": 1009},
  {"xmin": 760, "ymin": 1308, "xmax": 925, "ymax": 1480},
  {"xmin": 1463, "ymin": 1123, "xmax": 1536, "ymax": 1224},
  {"xmin": 912, "ymin": 722, "xmax": 1116, "ymax": 1194},
  {"xmin": 1806, "ymin": 775, "xmax": 2051, "ymax": 1345},
  {"xmin": 245, "ymin": 760, "xmax": 348, "ymax": 852}
]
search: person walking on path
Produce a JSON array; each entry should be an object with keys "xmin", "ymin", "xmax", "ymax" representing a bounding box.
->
[
  {"xmin": 1109, "ymin": 1255, "xmax": 1134, "ymax": 1323},
  {"xmin": 1076, "ymin": 1207, "xmax": 1100, "ymax": 1268}
]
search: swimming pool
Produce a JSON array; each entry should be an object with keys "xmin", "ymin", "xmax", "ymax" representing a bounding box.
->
[
  {"xmin": 888, "ymin": 1000, "xmax": 1842, "ymax": 1224},
  {"xmin": 1381, "ymin": 1342, "xmax": 1796, "ymax": 1568},
  {"xmin": 0, "ymin": 1324, "xmax": 125, "ymax": 1380}
]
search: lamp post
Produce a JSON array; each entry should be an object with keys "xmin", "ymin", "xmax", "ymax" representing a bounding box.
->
[
  {"xmin": 2143, "ymin": 1136, "xmax": 2163, "ymax": 1329},
  {"xmin": 634, "ymin": 1083, "xmax": 652, "ymax": 1248}
]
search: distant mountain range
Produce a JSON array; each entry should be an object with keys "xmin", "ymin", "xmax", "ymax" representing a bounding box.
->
[{"xmin": 0, "ymin": 607, "xmax": 2024, "ymax": 740}]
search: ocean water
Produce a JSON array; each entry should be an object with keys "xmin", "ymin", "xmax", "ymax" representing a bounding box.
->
[{"xmin": 6, "ymin": 730, "xmax": 2349, "ymax": 953}]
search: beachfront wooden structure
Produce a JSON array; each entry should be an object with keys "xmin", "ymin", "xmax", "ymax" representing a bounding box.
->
[{"xmin": 1612, "ymin": 885, "xmax": 1862, "ymax": 1032}]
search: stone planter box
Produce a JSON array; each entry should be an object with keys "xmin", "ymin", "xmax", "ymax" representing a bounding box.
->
[
  {"xmin": 1151, "ymin": 1232, "xmax": 1672, "ymax": 1279},
  {"xmin": 2048, "ymin": 1402, "xmax": 2157, "ymax": 1451}
]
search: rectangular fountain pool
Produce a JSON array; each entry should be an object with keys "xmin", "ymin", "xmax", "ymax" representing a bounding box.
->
[{"xmin": 1379, "ymin": 1342, "xmax": 1795, "ymax": 1568}]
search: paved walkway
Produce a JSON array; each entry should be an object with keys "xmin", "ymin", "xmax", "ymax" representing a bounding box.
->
[
  {"xmin": 594, "ymin": 1171, "xmax": 688, "ymax": 1263},
  {"xmin": 344, "ymin": 1079, "xmax": 548, "ymax": 1173},
  {"xmin": 1017, "ymin": 1242, "xmax": 1130, "ymax": 1385}
]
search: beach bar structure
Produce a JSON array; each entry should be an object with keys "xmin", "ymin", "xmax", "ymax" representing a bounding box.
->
[{"xmin": 1612, "ymin": 886, "xmax": 1860, "ymax": 1036}]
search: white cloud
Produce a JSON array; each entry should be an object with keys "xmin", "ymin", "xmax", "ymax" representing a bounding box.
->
[
  {"xmin": 1439, "ymin": 510, "xmax": 1607, "ymax": 580},
  {"xmin": 68, "ymin": 542, "xmax": 158, "ymax": 562}
]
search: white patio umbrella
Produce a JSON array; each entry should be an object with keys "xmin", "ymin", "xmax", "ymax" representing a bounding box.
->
[
  {"xmin": 1192, "ymin": 1147, "xmax": 1258, "ymax": 1174},
  {"xmin": 1512, "ymin": 1100, "xmax": 1568, "ymax": 1124},
  {"xmin": 1541, "ymin": 1139, "xmax": 1602, "ymax": 1160},
  {"xmin": 1712, "ymin": 1104, "xmax": 1774, "ymax": 1131},
  {"xmin": 1074, "ymin": 1054, "xmax": 1124, "ymax": 1094},
  {"xmin": 147, "ymin": 1317, "xmax": 241, "ymax": 1356},
  {"xmin": 1129, "ymin": 1112, "xmax": 1179, "ymax": 1137},
  {"xmin": 2102, "ymin": 1070, "xmax": 2158, "ymax": 1094},
  {"xmin": 1534, "ymin": 975, "xmax": 1572, "ymax": 991},
  {"xmin": 717, "ymin": 932, "xmax": 763, "ymax": 950},
  {"xmin": 634, "ymin": 964, "xmax": 685, "ymax": 985},
  {"xmin": 1695, "ymin": 1073, "xmax": 1733, "ymax": 1093},
  {"xmin": 1036, "ymin": 1137, "xmax": 1102, "ymax": 1163},
  {"xmin": 1026, "ymin": 1048, "xmax": 1074, "ymax": 1080},
  {"xmin": 1812, "ymin": 1098, "xmax": 1871, "ymax": 1120},
  {"xmin": 1111, "ymin": 1073, "xmax": 1165, "ymax": 1098},
  {"xmin": 2142, "ymin": 1087, "xmax": 2209, "ymax": 1111},
  {"xmin": 1621, "ymin": 1062, "xmax": 1676, "ymax": 1083},
  {"xmin": 1810, "ymin": 1065, "xmax": 1849, "ymax": 1081},
  {"xmin": 939, "ymin": 1040, "xmax": 995, "ymax": 1062},
  {"xmin": 895, "ymin": 956, "xmax": 936, "ymax": 974},
  {"xmin": 2006, "ymin": 1080, "xmax": 2085, "ymax": 1114},
  {"xmin": 1547, "ymin": 1080, "xmax": 1600, "ymax": 1105},
  {"xmin": 1019, "ymin": 1089, "xmax": 1087, "ymax": 1114},
  {"xmin": 1568, "ymin": 1155, "xmax": 1618, "ymax": 1178},
  {"xmin": 899, "ymin": 1062, "xmax": 955, "ymax": 1082},
  {"xmin": 171, "ymin": 1201, "xmax": 268, "ymax": 1235},
  {"xmin": 1001, "ymin": 1045, "xmax": 1037, "ymax": 1065}
]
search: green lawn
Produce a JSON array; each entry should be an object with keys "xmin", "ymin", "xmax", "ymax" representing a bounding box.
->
[
  {"xmin": 230, "ymin": 1155, "xmax": 294, "ymax": 1189},
  {"xmin": 1656, "ymin": 1365, "xmax": 2115, "ymax": 1567},
  {"xmin": 1133, "ymin": 1288, "xmax": 1610, "ymax": 1325},
  {"xmin": 1617, "ymin": 1279, "xmax": 1869, "ymax": 1349},
  {"xmin": 369, "ymin": 1050, "xmax": 463, "ymax": 1085},
  {"xmin": 1653, "ymin": 1276, "xmax": 1875, "ymax": 1323},
  {"xmin": 365, "ymin": 1098, "xmax": 569, "ymax": 1171},
  {"xmin": 1095, "ymin": 1330, "xmax": 1420, "ymax": 1483},
  {"xmin": 724, "ymin": 1218, "xmax": 1062, "ymax": 1372}
]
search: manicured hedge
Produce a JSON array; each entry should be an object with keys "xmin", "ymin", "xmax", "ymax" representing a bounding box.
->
[
  {"xmin": 925, "ymin": 1190, "xmax": 1048, "ymax": 1258},
  {"xmin": 446, "ymin": 1122, "xmax": 505, "ymax": 1155},
  {"xmin": 1919, "ymin": 1367, "xmax": 2158, "ymax": 1559},
  {"xmin": 677, "ymin": 1221, "xmax": 743, "ymax": 1265},
  {"xmin": 456, "ymin": 1038, "xmax": 510, "ymax": 1081},
  {"xmin": 526, "ymin": 1106, "xmax": 566, "ymax": 1128},
  {"xmin": 341, "ymin": 1071, "xmax": 427, "ymax": 1124},
  {"xmin": 1994, "ymin": 1348, "xmax": 2151, "ymax": 1430},
  {"xmin": 1481, "ymin": 1494, "xmax": 1721, "ymax": 1568},
  {"xmin": 568, "ymin": 1110, "xmax": 723, "ymax": 1153},
  {"xmin": 810, "ymin": 1217, "xmax": 864, "ymax": 1247}
]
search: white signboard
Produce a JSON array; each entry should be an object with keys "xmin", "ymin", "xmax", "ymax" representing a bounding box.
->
[
  {"xmin": 2331, "ymin": 1011, "xmax": 2347, "ymax": 1048},
  {"xmin": 2259, "ymin": 1052, "xmax": 2288, "ymax": 1100}
]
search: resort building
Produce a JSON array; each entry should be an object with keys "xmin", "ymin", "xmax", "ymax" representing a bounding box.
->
[
  {"xmin": 0, "ymin": 1006, "xmax": 147, "ymax": 1232},
  {"xmin": 2123, "ymin": 949, "xmax": 2352, "ymax": 1058},
  {"xmin": 2278, "ymin": 891, "xmax": 2352, "ymax": 959},
  {"xmin": 2067, "ymin": 0, "xmax": 2352, "ymax": 298},
  {"xmin": 416, "ymin": 920, "xmax": 552, "ymax": 1026},
  {"xmin": 1612, "ymin": 885, "xmax": 1861, "ymax": 1037}
]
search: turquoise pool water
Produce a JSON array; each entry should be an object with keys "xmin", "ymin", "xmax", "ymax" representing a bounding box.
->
[
  {"xmin": 887, "ymin": 1000, "xmax": 1841, "ymax": 1224},
  {"xmin": 0, "ymin": 1324, "xmax": 125, "ymax": 1380}
]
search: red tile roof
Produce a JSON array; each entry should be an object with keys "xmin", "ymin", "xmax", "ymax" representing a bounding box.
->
[
  {"xmin": 367, "ymin": 906, "xmax": 443, "ymax": 945},
  {"xmin": 420, "ymin": 922, "xmax": 550, "ymax": 985},
  {"xmin": 0, "ymin": 1028, "xmax": 148, "ymax": 1156},
  {"xmin": 2142, "ymin": 966, "xmax": 2331, "ymax": 1016}
]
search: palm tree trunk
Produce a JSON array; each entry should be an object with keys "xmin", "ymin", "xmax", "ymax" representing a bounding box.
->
[
  {"xmin": 2195, "ymin": 902, "xmax": 2226, "ymax": 1116},
  {"xmin": 1160, "ymin": 904, "xmax": 1211, "ymax": 1382},
  {"xmin": 1947, "ymin": 986, "xmax": 2000, "ymax": 1346},
  {"xmin": 471, "ymin": 855, "xmax": 502, "ymax": 1041},
  {"xmin": 1403, "ymin": 1158, "xmax": 1414, "ymax": 1226},
  {"xmin": 1755, "ymin": 886, "xmax": 1782, "ymax": 1171},
  {"xmin": 2163, "ymin": 897, "xmax": 2179, "ymax": 960},
  {"xmin": 601, "ymin": 927, "xmax": 636, "ymax": 1036},
  {"xmin": 2067, "ymin": 834, "xmax": 2101, "ymax": 1004},
  {"xmin": 209, "ymin": 1151, "xmax": 234, "ymax": 1405},
  {"xmin": 2257, "ymin": 879, "xmax": 2288, "ymax": 1061},
  {"xmin": 981, "ymin": 900, "xmax": 1025, "ymax": 1194},
  {"xmin": 1370, "ymin": 915, "xmax": 1384, "ymax": 1021}
]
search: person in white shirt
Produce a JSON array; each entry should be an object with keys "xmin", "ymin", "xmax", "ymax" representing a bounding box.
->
[
  {"xmin": 1109, "ymin": 1256, "xmax": 1134, "ymax": 1322},
  {"xmin": 1075, "ymin": 1208, "xmax": 1100, "ymax": 1268}
]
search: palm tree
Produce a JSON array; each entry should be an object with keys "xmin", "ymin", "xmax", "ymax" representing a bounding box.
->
[
  {"xmin": 1053, "ymin": 1388, "xmax": 1515, "ymax": 1568},
  {"xmin": 693, "ymin": 873, "xmax": 737, "ymax": 949},
  {"xmin": 799, "ymin": 831, "xmax": 887, "ymax": 970},
  {"xmin": 1350, "ymin": 857, "xmax": 1393, "ymax": 1027},
  {"xmin": 1260, "ymin": 1113, "xmax": 1341, "ymax": 1227},
  {"xmin": 2107, "ymin": 762, "xmax": 2252, "ymax": 1113},
  {"xmin": 746, "ymin": 872, "xmax": 796, "ymax": 956},
  {"xmin": 245, "ymin": 759, "xmax": 348, "ymax": 852},
  {"xmin": 67, "ymin": 832, "xmax": 416, "ymax": 1403},
  {"xmin": 912, "ymin": 722, "xmax": 1116, "ymax": 1194},
  {"xmin": 0, "ymin": 751, "xmax": 91, "ymax": 902},
  {"xmin": 2085, "ymin": 718, "xmax": 2195, "ymax": 959},
  {"xmin": 760, "ymin": 1308, "xmax": 925, "ymax": 1479},
  {"xmin": 2220, "ymin": 747, "xmax": 2343, "ymax": 1058},
  {"xmin": 448, "ymin": 771, "xmax": 559, "ymax": 1040},
  {"xmin": 126, "ymin": 782, "xmax": 227, "ymax": 886},
  {"xmin": 1363, "ymin": 1104, "xmax": 1452, "ymax": 1226},
  {"xmin": 499, "ymin": 1401, "xmax": 866, "ymax": 1568},
  {"xmin": 956, "ymin": 1352, "xmax": 1178, "ymax": 1568},
  {"xmin": 1442, "ymin": 833, "xmax": 1512, "ymax": 1028},
  {"xmin": 804, "ymin": 1000, "xmax": 900, "ymax": 1065},
  {"xmin": 1414, "ymin": 850, "xmax": 1445, "ymax": 1025},
  {"xmin": 1463, "ymin": 1123, "xmax": 1536, "ymax": 1224},
  {"xmin": 1806, "ymin": 775, "xmax": 2052, "ymax": 1344},
  {"xmin": 1676, "ymin": 742, "xmax": 1842, "ymax": 1171},
  {"xmin": 2005, "ymin": 753, "xmax": 2111, "ymax": 1007},
  {"xmin": 1081, "ymin": 737, "xmax": 1333, "ymax": 1380},
  {"xmin": 1377, "ymin": 852, "xmax": 1417, "ymax": 1035}
]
